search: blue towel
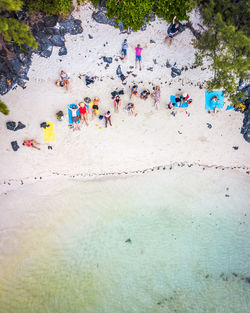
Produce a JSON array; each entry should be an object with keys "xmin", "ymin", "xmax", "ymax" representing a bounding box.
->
[
  {"xmin": 170, "ymin": 95, "xmax": 189, "ymax": 108},
  {"xmin": 68, "ymin": 104, "xmax": 80, "ymax": 125},
  {"xmin": 226, "ymin": 105, "xmax": 234, "ymax": 111},
  {"xmin": 205, "ymin": 91, "xmax": 224, "ymax": 110}
]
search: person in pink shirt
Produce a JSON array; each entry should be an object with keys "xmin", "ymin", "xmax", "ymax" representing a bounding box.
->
[{"xmin": 135, "ymin": 44, "xmax": 143, "ymax": 70}]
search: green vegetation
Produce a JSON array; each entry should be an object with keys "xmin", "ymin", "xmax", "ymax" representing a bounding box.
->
[
  {"xmin": 194, "ymin": 0, "xmax": 250, "ymax": 105},
  {"xmin": 0, "ymin": 99, "xmax": 9, "ymax": 115},
  {"xmin": 0, "ymin": 0, "xmax": 37, "ymax": 50}
]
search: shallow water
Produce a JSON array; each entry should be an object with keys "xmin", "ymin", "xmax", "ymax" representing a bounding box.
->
[{"xmin": 0, "ymin": 168, "xmax": 249, "ymax": 313}]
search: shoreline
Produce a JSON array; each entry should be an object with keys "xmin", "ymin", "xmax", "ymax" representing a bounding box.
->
[{"xmin": 1, "ymin": 161, "xmax": 249, "ymax": 196}]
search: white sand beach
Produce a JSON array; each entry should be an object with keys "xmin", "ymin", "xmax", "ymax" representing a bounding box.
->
[{"xmin": 0, "ymin": 5, "xmax": 249, "ymax": 195}]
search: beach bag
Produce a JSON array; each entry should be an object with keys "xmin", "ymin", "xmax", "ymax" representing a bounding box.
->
[
  {"xmin": 6, "ymin": 121, "xmax": 16, "ymax": 131},
  {"xmin": 11, "ymin": 141, "xmax": 19, "ymax": 151},
  {"xmin": 14, "ymin": 121, "xmax": 26, "ymax": 131},
  {"xmin": 40, "ymin": 122, "xmax": 50, "ymax": 129},
  {"xmin": 99, "ymin": 115, "xmax": 104, "ymax": 120},
  {"xmin": 60, "ymin": 81, "xmax": 64, "ymax": 87}
]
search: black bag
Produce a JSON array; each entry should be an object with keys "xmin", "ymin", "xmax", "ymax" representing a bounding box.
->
[
  {"xmin": 6, "ymin": 121, "xmax": 16, "ymax": 131},
  {"xmin": 171, "ymin": 67, "xmax": 181, "ymax": 76},
  {"xmin": 14, "ymin": 121, "xmax": 26, "ymax": 131},
  {"xmin": 11, "ymin": 141, "xmax": 19, "ymax": 151},
  {"xmin": 40, "ymin": 122, "xmax": 50, "ymax": 129}
]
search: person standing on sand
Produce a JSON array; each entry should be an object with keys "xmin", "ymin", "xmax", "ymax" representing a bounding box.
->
[
  {"xmin": 130, "ymin": 85, "xmax": 139, "ymax": 100},
  {"xmin": 114, "ymin": 95, "xmax": 122, "ymax": 113},
  {"xmin": 154, "ymin": 86, "xmax": 161, "ymax": 110},
  {"xmin": 135, "ymin": 44, "xmax": 144, "ymax": 70},
  {"xmin": 121, "ymin": 39, "xmax": 128, "ymax": 61},
  {"xmin": 60, "ymin": 70, "xmax": 70, "ymax": 91},
  {"xmin": 104, "ymin": 111, "xmax": 112, "ymax": 127}
]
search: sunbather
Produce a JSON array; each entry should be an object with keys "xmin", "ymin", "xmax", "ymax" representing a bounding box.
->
[
  {"xmin": 23, "ymin": 139, "xmax": 40, "ymax": 150},
  {"xmin": 68, "ymin": 104, "xmax": 80, "ymax": 131},
  {"xmin": 60, "ymin": 71, "xmax": 70, "ymax": 91},
  {"xmin": 208, "ymin": 95, "xmax": 219, "ymax": 114},
  {"xmin": 79, "ymin": 102, "xmax": 89, "ymax": 126},
  {"xmin": 91, "ymin": 97, "xmax": 100, "ymax": 119},
  {"xmin": 140, "ymin": 89, "xmax": 150, "ymax": 100},
  {"xmin": 114, "ymin": 95, "xmax": 122, "ymax": 113},
  {"xmin": 126, "ymin": 103, "xmax": 138, "ymax": 116},
  {"xmin": 130, "ymin": 85, "xmax": 139, "ymax": 99}
]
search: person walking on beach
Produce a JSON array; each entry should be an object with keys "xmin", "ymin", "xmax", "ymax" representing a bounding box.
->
[
  {"xmin": 79, "ymin": 102, "xmax": 89, "ymax": 126},
  {"xmin": 68, "ymin": 104, "xmax": 80, "ymax": 131},
  {"xmin": 121, "ymin": 39, "xmax": 128, "ymax": 61},
  {"xmin": 165, "ymin": 16, "xmax": 180, "ymax": 46},
  {"xmin": 114, "ymin": 95, "xmax": 122, "ymax": 113},
  {"xmin": 104, "ymin": 111, "xmax": 112, "ymax": 127},
  {"xmin": 91, "ymin": 97, "xmax": 100, "ymax": 119},
  {"xmin": 153, "ymin": 86, "xmax": 161, "ymax": 110}
]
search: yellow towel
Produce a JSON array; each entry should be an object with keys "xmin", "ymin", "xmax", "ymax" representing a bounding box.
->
[{"xmin": 44, "ymin": 122, "xmax": 55, "ymax": 142}]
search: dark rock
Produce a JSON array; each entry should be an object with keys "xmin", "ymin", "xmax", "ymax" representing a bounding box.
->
[
  {"xmin": 92, "ymin": 10, "xmax": 116, "ymax": 26},
  {"xmin": 166, "ymin": 60, "xmax": 171, "ymax": 68},
  {"xmin": 207, "ymin": 123, "xmax": 212, "ymax": 129},
  {"xmin": 88, "ymin": 34, "xmax": 93, "ymax": 39},
  {"xmin": 150, "ymin": 39, "xmax": 156, "ymax": 44},
  {"xmin": 11, "ymin": 141, "xmax": 19, "ymax": 151},
  {"xmin": 6, "ymin": 121, "xmax": 16, "ymax": 131},
  {"xmin": 118, "ymin": 21, "xmax": 124, "ymax": 31},
  {"xmin": 49, "ymin": 35, "xmax": 65, "ymax": 47},
  {"xmin": 0, "ymin": 47, "xmax": 7, "ymax": 57},
  {"xmin": 245, "ymin": 277, "xmax": 250, "ymax": 284},
  {"xmin": 44, "ymin": 15, "xmax": 58, "ymax": 28},
  {"xmin": 58, "ymin": 46, "xmax": 67, "ymax": 56},
  {"xmin": 14, "ymin": 121, "xmax": 26, "ymax": 131},
  {"xmin": 171, "ymin": 67, "xmax": 181, "ymax": 76},
  {"xmin": 103, "ymin": 57, "xmax": 112, "ymax": 64},
  {"xmin": 233, "ymin": 146, "xmax": 239, "ymax": 150},
  {"xmin": 141, "ymin": 24, "xmax": 147, "ymax": 31},
  {"xmin": 125, "ymin": 238, "xmax": 132, "ymax": 243},
  {"xmin": 171, "ymin": 72, "xmax": 177, "ymax": 78},
  {"xmin": 40, "ymin": 45, "xmax": 53, "ymax": 58},
  {"xmin": 241, "ymin": 106, "xmax": 250, "ymax": 143},
  {"xmin": 148, "ymin": 13, "xmax": 156, "ymax": 22}
]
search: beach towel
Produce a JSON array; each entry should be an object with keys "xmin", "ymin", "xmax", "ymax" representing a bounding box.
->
[
  {"xmin": 68, "ymin": 104, "xmax": 80, "ymax": 125},
  {"xmin": 205, "ymin": 91, "xmax": 224, "ymax": 110},
  {"xmin": 226, "ymin": 105, "xmax": 234, "ymax": 111},
  {"xmin": 44, "ymin": 122, "xmax": 55, "ymax": 142},
  {"xmin": 171, "ymin": 95, "xmax": 189, "ymax": 108}
]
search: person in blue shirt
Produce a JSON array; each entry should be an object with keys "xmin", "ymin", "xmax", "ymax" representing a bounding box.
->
[{"xmin": 121, "ymin": 39, "xmax": 128, "ymax": 61}]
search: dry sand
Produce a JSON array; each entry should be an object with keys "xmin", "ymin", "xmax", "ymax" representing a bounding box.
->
[{"xmin": 0, "ymin": 5, "xmax": 249, "ymax": 194}]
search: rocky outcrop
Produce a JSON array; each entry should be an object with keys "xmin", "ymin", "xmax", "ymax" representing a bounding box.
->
[
  {"xmin": 0, "ymin": 13, "xmax": 83, "ymax": 95},
  {"xmin": 238, "ymin": 81, "xmax": 250, "ymax": 143}
]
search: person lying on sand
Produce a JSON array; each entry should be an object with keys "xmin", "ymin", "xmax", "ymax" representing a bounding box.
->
[
  {"xmin": 104, "ymin": 111, "xmax": 112, "ymax": 127},
  {"xmin": 79, "ymin": 102, "xmax": 89, "ymax": 126},
  {"xmin": 130, "ymin": 85, "xmax": 139, "ymax": 100},
  {"xmin": 114, "ymin": 95, "xmax": 122, "ymax": 113},
  {"xmin": 91, "ymin": 97, "xmax": 100, "ymax": 119},
  {"xmin": 165, "ymin": 16, "xmax": 180, "ymax": 46},
  {"xmin": 208, "ymin": 95, "xmax": 219, "ymax": 114},
  {"xmin": 126, "ymin": 103, "xmax": 138, "ymax": 116},
  {"xmin": 121, "ymin": 39, "xmax": 128, "ymax": 61},
  {"xmin": 23, "ymin": 139, "xmax": 40, "ymax": 150},
  {"xmin": 140, "ymin": 89, "xmax": 150, "ymax": 100},
  {"xmin": 60, "ymin": 71, "xmax": 70, "ymax": 91},
  {"xmin": 68, "ymin": 104, "xmax": 80, "ymax": 131}
]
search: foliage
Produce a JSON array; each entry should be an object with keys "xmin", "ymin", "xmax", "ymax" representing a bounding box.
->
[
  {"xmin": 194, "ymin": 0, "xmax": 250, "ymax": 105},
  {"xmin": 0, "ymin": 0, "xmax": 37, "ymax": 49},
  {"xmin": 153, "ymin": 0, "xmax": 195, "ymax": 23},
  {"xmin": 106, "ymin": 0, "xmax": 153, "ymax": 30},
  {"xmin": 24, "ymin": 0, "xmax": 73, "ymax": 15},
  {"xmin": 0, "ymin": 99, "xmax": 9, "ymax": 115}
]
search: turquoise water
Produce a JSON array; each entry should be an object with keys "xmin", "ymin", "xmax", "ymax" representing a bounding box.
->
[{"xmin": 0, "ymin": 168, "xmax": 249, "ymax": 312}]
